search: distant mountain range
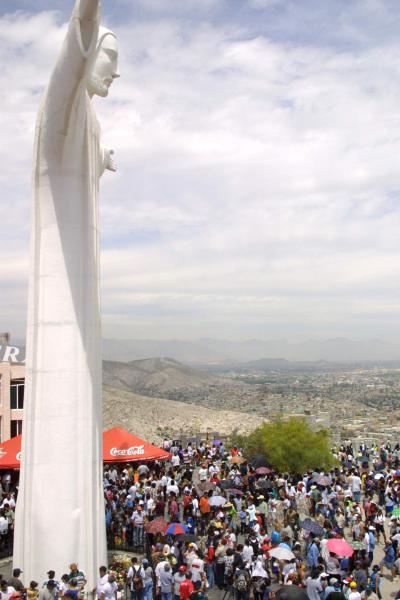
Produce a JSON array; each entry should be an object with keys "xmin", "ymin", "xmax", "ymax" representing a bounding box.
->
[
  {"xmin": 9, "ymin": 336, "xmax": 400, "ymax": 366},
  {"xmin": 102, "ymin": 337, "xmax": 400, "ymax": 365}
]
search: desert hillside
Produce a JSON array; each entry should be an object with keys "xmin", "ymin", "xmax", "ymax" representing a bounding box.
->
[
  {"xmin": 102, "ymin": 357, "xmax": 265, "ymax": 411},
  {"xmin": 102, "ymin": 386, "xmax": 261, "ymax": 444}
]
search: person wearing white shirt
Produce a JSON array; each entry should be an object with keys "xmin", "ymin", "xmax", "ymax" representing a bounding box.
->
[
  {"xmin": 192, "ymin": 497, "xmax": 199, "ymax": 517},
  {"xmin": 128, "ymin": 559, "xmax": 145, "ymax": 598},
  {"xmin": 171, "ymin": 454, "xmax": 180, "ymax": 468},
  {"xmin": 198, "ymin": 467, "xmax": 208, "ymax": 482},
  {"xmin": 0, "ymin": 515, "xmax": 8, "ymax": 536},
  {"xmin": 155, "ymin": 560, "xmax": 168, "ymax": 586},
  {"xmin": 146, "ymin": 496, "xmax": 155, "ymax": 517},
  {"xmin": 190, "ymin": 556, "xmax": 205, "ymax": 584},
  {"xmin": 242, "ymin": 542, "xmax": 254, "ymax": 564},
  {"xmin": 100, "ymin": 575, "xmax": 117, "ymax": 600},
  {"xmin": 93, "ymin": 566, "xmax": 108, "ymax": 598},
  {"xmin": 167, "ymin": 481, "xmax": 179, "ymax": 496},
  {"xmin": 1, "ymin": 495, "xmax": 15, "ymax": 510}
]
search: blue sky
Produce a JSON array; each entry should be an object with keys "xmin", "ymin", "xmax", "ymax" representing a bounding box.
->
[{"xmin": 1, "ymin": 0, "xmax": 400, "ymax": 342}]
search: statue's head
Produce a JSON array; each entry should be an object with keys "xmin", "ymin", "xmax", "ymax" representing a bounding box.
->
[{"xmin": 87, "ymin": 27, "xmax": 120, "ymax": 98}]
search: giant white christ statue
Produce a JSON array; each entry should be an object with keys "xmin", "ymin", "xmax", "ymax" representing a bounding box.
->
[{"xmin": 14, "ymin": 0, "xmax": 119, "ymax": 585}]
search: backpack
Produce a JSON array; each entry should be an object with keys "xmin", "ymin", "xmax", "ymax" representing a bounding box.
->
[
  {"xmin": 253, "ymin": 578, "xmax": 265, "ymax": 593},
  {"xmin": 132, "ymin": 567, "xmax": 143, "ymax": 591},
  {"xmin": 235, "ymin": 572, "xmax": 248, "ymax": 592}
]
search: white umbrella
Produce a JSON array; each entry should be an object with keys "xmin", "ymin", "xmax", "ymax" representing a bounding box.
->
[
  {"xmin": 269, "ymin": 547, "xmax": 295, "ymax": 561},
  {"xmin": 209, "ymin": 495, "xmax": 227, "ymax": 507},
  {"xmin": 374, "ymin": 473, "xmax": 384, "ymax": 480}
]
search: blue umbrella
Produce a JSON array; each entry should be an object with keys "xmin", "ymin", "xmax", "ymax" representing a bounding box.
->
[{"xmin": 300, "ymin": 519, "xmax": 324, "ymax": 536}]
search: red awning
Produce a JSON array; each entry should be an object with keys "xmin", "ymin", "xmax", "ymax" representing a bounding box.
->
[
  {"xmin": 103, "ymin": 427, "xmax": 171, "ymax": 463},
  {"xmin": 0, "ymin": 428, "xmax": 170, "ymax": 469},
  {"xmin": 0, "ymin": 435, "xmax": 21, "ymax": 469}
]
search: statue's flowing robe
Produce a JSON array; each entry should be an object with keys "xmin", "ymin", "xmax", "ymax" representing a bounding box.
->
[{"xmin": 14, "ymin": 1, "xmax": 107, "ymax": 585}]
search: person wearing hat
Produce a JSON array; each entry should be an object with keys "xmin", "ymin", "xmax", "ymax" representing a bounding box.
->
[
  {"xmin": 307, "ymin": 537, "xmax": 321, "ymax": 570},
  {"xmin": 325, "ymin": 579, "xmax": 345, "ymax": 600},
  {"xmin": 348, "ymin": 581, "xmax": 361, "ymax": 600},
  {"xmin": 324, "ymin": 577, "xmax": 338, "ymax": 599},
  {"xmin": 8, "ymin": 570, "xmax": 24, "ymax": 593}
]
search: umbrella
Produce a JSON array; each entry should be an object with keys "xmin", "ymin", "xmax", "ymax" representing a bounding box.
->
[
  {"xmin": 231, "ymin": 456, "xmax": 243, "ymax": 464},
  {"xmin": 249, "ymin": 454, "xmax": 268, "ymax": 468},
  {"xmin": 356, "ymin": 456, "xmax": 369, "ymax": 464},
  {"xmin": 350, "ymin": 540, "xmax": 366, "ymax": 551},
  {"xmin": 145, "ymin": 518, "xmax": 168, "ymax": 535},
  {"xmin": 374, "ymin": 473, "xmax": 385, "ymax": 480},
  {"xmin": 326, "ymin": 538, "xmax": 353, "ymax": 557},
  {"xmin": 257, "ymin": 480, "xmax": 273, "ymax": 490},
  {"xmin": 165, "ymin": 523, "xmax": 188, "ymax": 536},
  {"xmin": 219, "ymin": 480, "xmax": 235, "ymax": 490},
  {"xmin": 300, "ymin": 519, "xmax": 324, "ymax": 537},
  {"xmin": 226, "ymin": 489, "xmax": 243, "ymax": 496},
  {"xmin": 176, "ymin": 534, "xmax": 197, "ymax": 543},
  {"xmin": 269, "ymin": 547, "xmax": 295, "ymax": 561},
  {"xmin": 256, "ymin": 467, "xmax": 272, "ymax": 475},
  {"xmin": 315, "ymin": 474, "xmax": 332, "ymax": 487},
  {"xmin": 197, "ymin": 481, "xmax": 214, "ymax": 492},
  {"xmin": 209, "ymin": 496, "xmax": 227, "ymax": 507},
  {"xmin": 275, "ymin": 586, "xmax": 309, "ymax": 600},
  {"xmin": 392, "ymin": 508, "xmax": 400, "ymax": 518},
  {"xmin": 212, "ymin": 439, "xmax": 222, "ymax": 446}
]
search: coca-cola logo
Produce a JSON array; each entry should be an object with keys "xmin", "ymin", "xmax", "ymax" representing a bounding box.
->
[{"xmin": 109, "ymin": 445, "xmax": 145, "ymax": 457}]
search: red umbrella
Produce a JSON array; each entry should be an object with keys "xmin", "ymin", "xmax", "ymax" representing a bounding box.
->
[
  {"xmin": 145, "ymin": 518, "xmax": 168, "ymax": 534},
  {"xmin": 326, "ymin": 538, "xmax": 354, "ymax": 557}
]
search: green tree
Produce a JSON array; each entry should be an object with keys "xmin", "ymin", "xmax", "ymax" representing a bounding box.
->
[{"xmin": 240, "ymin": 417, "xmax": 334, "ymax": 473}]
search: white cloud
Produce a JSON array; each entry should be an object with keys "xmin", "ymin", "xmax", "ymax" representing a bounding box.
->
[{"xmin": 1, "ymin": 2, "xmax": 400, "ymax": 342}]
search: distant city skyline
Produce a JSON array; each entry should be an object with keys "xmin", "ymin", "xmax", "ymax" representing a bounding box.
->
[{"xmin": 1, "ymin": 0, "xmax": 400, "ymax": 342}]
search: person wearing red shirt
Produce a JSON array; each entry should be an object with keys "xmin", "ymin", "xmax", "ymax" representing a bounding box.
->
[
  {"xmin": 179, "ymin": 574, "xmax": 194, "ymax": 600},
  {"xmin": 183, "ymin": 492, "xmax": 192, "ymax": 518},
  {"xmin": 205, "ymin": 545, "xmax": 215, "ymax": 588}
]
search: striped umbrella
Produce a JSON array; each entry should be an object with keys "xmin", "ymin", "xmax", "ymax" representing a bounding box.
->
[{"xmin": 165, "ymin": 523, "xmax": 188, "ymax": 536}]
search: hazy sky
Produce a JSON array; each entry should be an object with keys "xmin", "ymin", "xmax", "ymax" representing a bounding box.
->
[{"xmin": 1, "ymin": 0, "xmax": 400, "ymax": 341}]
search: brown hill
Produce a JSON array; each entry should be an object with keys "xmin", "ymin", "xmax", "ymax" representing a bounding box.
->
[{"xmin": 102, "ymin": 386, "xmax": 260, "ymax": 444}]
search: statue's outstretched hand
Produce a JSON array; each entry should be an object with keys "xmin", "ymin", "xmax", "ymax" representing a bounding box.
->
[{"xmin": 106, "ymin": 149, "xmax": 117, "ymax": 172}]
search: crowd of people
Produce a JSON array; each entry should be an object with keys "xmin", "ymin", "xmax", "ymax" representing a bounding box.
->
[
  {"xmin": 101, "ymin": 439, "xmax": 400, "ymax": 600},
  {"xmin": 3, "ymin": 438, "xmax": 400, "ymax": 600}
]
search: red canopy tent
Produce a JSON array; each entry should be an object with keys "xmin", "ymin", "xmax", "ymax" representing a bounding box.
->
[
  {"xmin": 103, "ymin": 427, "xmax": 171, "ymax": 463},
  {"xmin": 0, "ymin": 435, "xmax": 21, "ymax": 469},
  {"xmin": 0, "ymin": 428, "xmax": 170, "ymax": 469}
]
